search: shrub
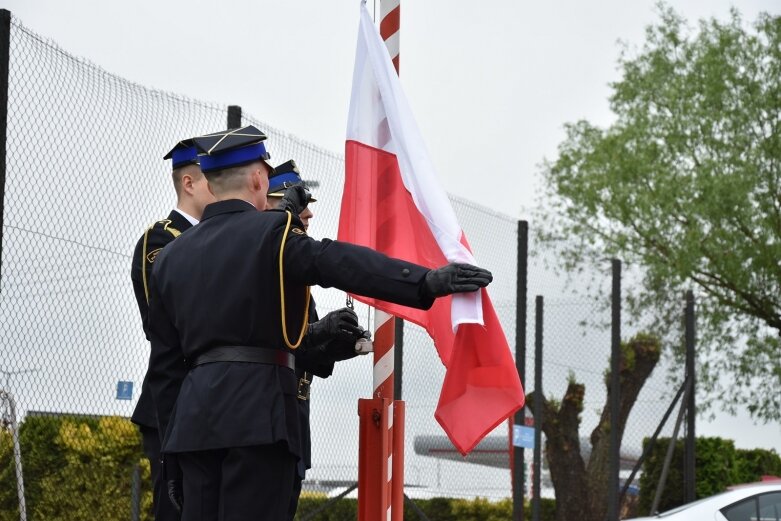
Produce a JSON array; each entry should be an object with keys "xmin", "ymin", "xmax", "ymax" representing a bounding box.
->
[
  {"xmin": 295, "ymin": 495, "xmax": 556, "ymax": 520},
  {"xmin": 0, "ymin": 414, "xmax": 150, "ymax": 521},
  {"xmin": 639, "ymin": 436, "xmax": 781, "ymax": 515}
]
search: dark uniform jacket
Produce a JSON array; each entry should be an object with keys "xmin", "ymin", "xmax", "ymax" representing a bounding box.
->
[
  {"xmin": 147, "ymin": 199, "xmax": 433, "ymax": 456},
  {"xmin": 293, "ymin": 300, "xmax": 333, "ymax": 476},
  {"xmin": 129, "ymin": 210, "xmax": 193, "ymax": 428}
]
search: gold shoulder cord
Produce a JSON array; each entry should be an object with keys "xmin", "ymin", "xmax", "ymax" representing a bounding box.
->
[
  {"xmin": 141, "ymin": 221, "xmax": 181, "ymax": 303},
  {"xmin": 141, "ymin": 226, "xmax": 153, "ymax": 303},
  {"xmin": 279, "ymin": 210, "xmax": 310, "ymax": 349},
  {"xmin": 163, "ymin": 221, "xmax": 181, "ymax": 238}
]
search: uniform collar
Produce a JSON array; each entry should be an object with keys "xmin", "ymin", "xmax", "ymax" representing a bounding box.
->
[
  {"xmin": 201, "ymin": 199, "xmax": 257, "ymax": 221},
  {"xmin": 173, "ymin": 207, "xmax": 200, "ymax": 227},
  {"xmin": 165, "ymin": 209, "xmax": 195, "ymax": 232}
]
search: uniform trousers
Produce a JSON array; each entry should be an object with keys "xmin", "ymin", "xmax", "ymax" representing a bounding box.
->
[
  {"xmin": 287, "ymin": 475, "xmax": 303, "ymax": 521},
  {"xmin": 178, "ymin": 442, "xmax": 296, "ymax": 521},
  {"xmin": 140, "ymin": 425, "xmax": 180, "ymax": 521}
]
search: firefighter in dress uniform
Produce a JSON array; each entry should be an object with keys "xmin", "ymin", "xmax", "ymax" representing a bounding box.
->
[
  {"xmin": 146, "ymin": 125, "xmax": 493, "ymax": 521},
  {"xmin": 130, "ymin": 139, "xmax": 214, "ymax": 520},
  {"xmin": 265, "ymin": 159, "xmax": 369, "ymax": 520}
]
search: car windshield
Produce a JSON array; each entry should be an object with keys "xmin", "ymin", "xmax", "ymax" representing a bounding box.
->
[{"xmin": 655, "ymin": 492, "xmax": 732, "ymax": 517}]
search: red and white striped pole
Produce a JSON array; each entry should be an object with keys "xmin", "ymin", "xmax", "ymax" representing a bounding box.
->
[
  {"xmin": 358, "ymin": 2, "xmax": 404, "ymax": 521},
  {"xmin": 373, "ymin": 309, "xmax": 396, "ymax": 517},
  {"xmin": 376, "ymin": 2, "xmax": 404, "ymax": 520},
  {"xmin": 373, "ymin": 0, "xmax": 402, "ymax": 417},
  {"xmin": 380, "ymin": 0, "xmax": 400, "ymax": 74},
  {"xmin": 357, "ymin": 309, "xmax": 397, "ymax": 521}
]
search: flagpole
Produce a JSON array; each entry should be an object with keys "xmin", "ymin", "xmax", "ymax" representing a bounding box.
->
[
  {"xmin": 378, "ymin": 2, "xmax": 405, "ymax": 520},
  {"xmin": 379, "ymin": 0, "xmax": 400, "ymax": 73},
  {"xmin": 360, "ymin": 2, "xmax": 403, "ymax": 521}
]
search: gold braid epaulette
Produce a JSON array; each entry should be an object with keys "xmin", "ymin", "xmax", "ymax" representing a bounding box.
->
[
  {"xmin": 141, "ymin": 220, "xmax": 182, "ymax": 303},
  {"xmin": 157, "ymin": 219, "xmax": 182, "ymax": 238}
]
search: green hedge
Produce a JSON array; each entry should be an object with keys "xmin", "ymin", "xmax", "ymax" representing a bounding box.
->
[
  {"xmin": 3, "ymin": 415, "xmax": 553, "ymax": 520},
  {"xmin": 639, "ymin": 436, "xmax": 781, "ymax": 514},
  {"xmin": 0, "ymin": 415, "xmax": 151, "ymax": 521},
  {"xmin": 295, "ymin": 496, "xmax": 556, "ymax": 521},
  {"xmin": 18, "ymin": 417, "xmax": 777, "ymax": 520}
]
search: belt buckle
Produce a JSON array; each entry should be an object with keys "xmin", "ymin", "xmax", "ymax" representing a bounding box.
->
[{"xmin": 297, "ymin": 373, "xmax": 311, "ymax": 401}]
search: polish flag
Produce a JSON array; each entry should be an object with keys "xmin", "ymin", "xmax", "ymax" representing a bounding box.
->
[{"xmin": 338, "ymin": 2, "xmax": 525, "ymax": 455}]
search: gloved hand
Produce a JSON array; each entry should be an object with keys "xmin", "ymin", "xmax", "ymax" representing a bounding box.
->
[
  {"xmin": 167, "ymin": 479, "xmax": 183, "ymax": 514},
  {"xmin": 279, "ymin": 184, "xmax": 311, "ymax": 215},
  {"xmin": 162, "ymin": 454, "xmax": 183, "ymax": 515},
  {"xmin": 306, "ymin": 307, "xmax": 363, "ymax": 345},
  {"xmin": 321, "ymin": 327, "xmax": 371, "ymax": 361},
  {"xmin": 422, "ymin": 263, "xmax": 493, "ymax": 298}
]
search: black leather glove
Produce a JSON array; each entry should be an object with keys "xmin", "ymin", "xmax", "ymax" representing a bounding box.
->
[
  {"xmin": 162, "ymin": 454, "xmax": 183, "ymax": 515},
  {"xmin": 321, "ymin": 327, "xmax": 371, "ymax": 362},
  {"xmin": 422, "ymin": 263, "xmax": 493, "ymax": 298},
  {"xmin": 306, "ymin": 307, "xmax": 363, "ymax": 345},
  {"xmin": 167, "ymin": 479, "xmax": 183, "ymax": 514},
  {"xmin": 279, "ymin": 184, "xmax": 311, "ymax": 215}
]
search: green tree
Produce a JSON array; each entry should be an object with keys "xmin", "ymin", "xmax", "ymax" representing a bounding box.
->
[{"xmin": 535, "ymin": 6, "xmax": 781, "ymax": 419}]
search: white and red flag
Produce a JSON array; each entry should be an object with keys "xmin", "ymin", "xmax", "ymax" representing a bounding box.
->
[{"xmin": 338, "ymin": 2, "xmax": 525, "ymax": 455}]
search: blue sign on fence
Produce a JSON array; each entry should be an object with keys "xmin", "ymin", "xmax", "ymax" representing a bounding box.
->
[
  {"xmin": 513, "ymin": 425, "xmax": 535, "ymax": 449},
  {"xmin": 116, "ymin": 381, "xmax": 133, "ymax": 401}
]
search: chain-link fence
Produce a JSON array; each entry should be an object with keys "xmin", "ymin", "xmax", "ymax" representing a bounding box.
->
[
  {"xmin": 0, "ymin": 10, "xmax": 691, "ymax": 521},
  {"xmin": 525, "ymin": 240, "xmax": 690, "ymax": 518}
]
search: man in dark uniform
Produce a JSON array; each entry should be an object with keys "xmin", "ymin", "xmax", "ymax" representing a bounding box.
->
[
  {"xmin": 146, "ymin": 125, "xmax": 493, "ymax": 521},
  {"xmin": 130, "ymin": 138, "xmax": 214, "ymax": 520},
  {"xmin": 265, "ymin": 159, "xmax": 368, "ymax": 520}
]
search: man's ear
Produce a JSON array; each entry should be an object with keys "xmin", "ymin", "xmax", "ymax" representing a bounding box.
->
[
  {"xmin": 181, "ymin": 173, "xmax": 195, "ymax": 195},
  {"xmin": 251, "ymin": 168, "xmax": 262, "ymax": 191}
]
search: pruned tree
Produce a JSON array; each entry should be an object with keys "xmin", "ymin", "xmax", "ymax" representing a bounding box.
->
[{"xmin": 528, "ymin": 333, "xmax": 661, "ymax": 521}]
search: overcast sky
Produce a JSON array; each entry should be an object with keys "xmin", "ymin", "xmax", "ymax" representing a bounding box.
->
[
  {"xmin": 4, "ymin": 0, "xmax": 776, "ymax": 218},
  {"xmin": 4, "ymin": 0, "xmax": 778, "ymax": 456}
]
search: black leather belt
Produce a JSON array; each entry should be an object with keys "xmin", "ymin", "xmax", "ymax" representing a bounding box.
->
[{"xmin": 191, "ymin": 346, "xmax": 294, "ymax": 370}]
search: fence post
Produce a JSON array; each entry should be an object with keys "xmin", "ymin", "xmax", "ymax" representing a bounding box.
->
[
  {"xmin": 684, "ymin": 290, "xmax": 696, "ymax": 503},
  {"xmin": 608, "ymin": 259, "xmax": 621, "ymax": 521},
  {"xmin": 130, "ymin": 464, "xmax": 141, "ymax": 521},
  {"xmin": 227, "ymin": 105, "xmax": 242, "ymax": 129},
  {"xmin": 0, "ymin": 9, "xmax": 11, "ymax": 286},
  {"xmin": 531, "ymin": 295, "xmax": 543, "ymax": 521},
  {"xmin": 392, "ymin": 318, "xmax": 404, "ymax": 520},
  {"xmin": 394, "ymin": 318, "xmax": 403, "ymax": 400},
  {"xmin": 0, "ymin": 13, "xmax": 17, "ymax": 519},
  {"xmin": 1, "ymin": 390, "xmax": 26, "ymax": 521},
  {"xmin": 651, "ymin": 378, "xmax": 691, "ymax": 515},
  {"xmin": 512, "ymin": 221, "xmax": 528, "ymax": 521}
]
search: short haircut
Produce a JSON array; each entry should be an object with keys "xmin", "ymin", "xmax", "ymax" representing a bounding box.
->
[
  {"xmin": 205, "ymin": 160, "xmax": 266, "ymax": 196},
  {"xmin": 265, "ymin": 196, "xmax": 283, "ymax": 210},
  {"xmin": 171, "ymin": 163, "xmax": 204, "ymax": 197}
]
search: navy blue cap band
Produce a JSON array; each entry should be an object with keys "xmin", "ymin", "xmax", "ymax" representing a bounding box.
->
[
  {"xmin": 200, "ymin": 142, "xmax": 270, "ymax": 173},
  {"xmin": 171, "ymin": 146, "xmax": 199, "ymax": 169},
  {"xmin": 268, "ymin": 172, "xmax": 303, "ymax": 193}
]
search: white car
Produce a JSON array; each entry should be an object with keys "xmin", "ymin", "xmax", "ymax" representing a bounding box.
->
[{"xmin": 628, "ymin": 482, "xmax": 781, "ymax": 521}]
